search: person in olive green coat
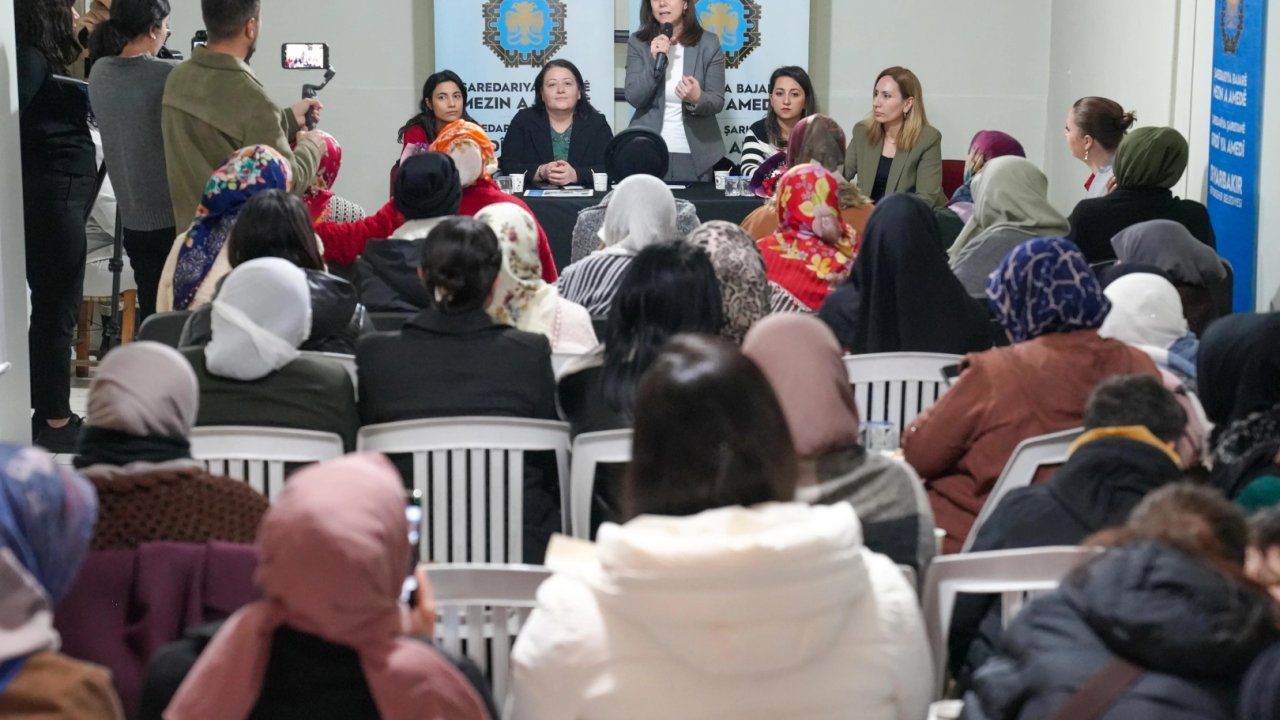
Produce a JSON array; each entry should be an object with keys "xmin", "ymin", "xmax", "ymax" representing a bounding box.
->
[
  {"xmin": 161, "ymin": 0, "xmax": 323, "ymax": 229},
  {"xmin": 843, "ymin": 66, "xmax": 946, "ymax": 208}
]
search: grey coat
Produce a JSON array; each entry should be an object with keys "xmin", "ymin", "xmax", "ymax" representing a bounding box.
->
[{"xmin": 624, "ymin": 30, "xmax": 726, "ymax": 179}]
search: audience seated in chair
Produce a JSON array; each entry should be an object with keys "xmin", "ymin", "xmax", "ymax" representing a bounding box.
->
[
  {"xmin": 300, "ymin": 130, "xmax": 365, "ymax": 225},
  {"xmin": 1066, "ymin": 126, "xmax": 1215, "ymax": 263},
  {"xmin": 904, "ymin": 236, "xmax": 1158, "ymax": 553},
  {"xmin": 1198, "ymin": 312, "xmax": 1280, "ymax": 503},
  {"xmin": 139, "ymin": 453, "xmax": 495, "ymax": 720},
  {"xmin": 819, "ymin": 193, "xmax": 994, "ymax": 354},
  {"xmin": 946, "ymin": 130, "xmax": 1026, "ymax": 221},
  {"xmin": 75, "ymin": 341, "xmax": 268, "ymax": 549},
  {"xmin": 947, "ymin": 157, "xmax": 1070, "ymax": 296},
  {"xmin": 557, "ymin": 174, "xmax": 682, "ymax": 319},
  {"xmin": 178, "ymin": 190, "xmax": 372, "ymax": 354},
  {"xmin": 157, "ymin": 145, "xmax": 291, "ymax": 312},
  {"xmin": 356, "ymin": 216, "xmax": 559, "ymax": 562},
  {"xmin": 569, "ymin": 128, "xmax": 702, "ymax": 265},
  {"xmin": 1105, "ymin": 219, "xmax": 1228, "ymax": 335},
  {"xmin": 182, "ymin": 258, "xmax": 359, "ymax": 451},
  {"xmin": 961, "ymin": 484, "xmax": 1279, "ymax": 720},
  {"xmin": 1246, "ymin": 506, "xmax": 1280, "ymax": 603},
  {"xmin": 948, "ymin": 375, "xmax": 1188, "ymax": 692},
  {"xmin": 476, "ymin": 202, "xmax": 597, "ymax": 352},
  {"xmin": 686, "ymin": 221, "xmax": 770, "ymax": 344},
  {"xmin": 557, "ymin": 242, "xmax": 722, "ymax": 532},
  {"xmin": 1099, "ymin": 272, "xmax": 1200, "ymax": 384},
  {"xmin": 0, "ymin": 444, "xmax": 123, "ymax": 719},
  {"xmin": 744, "ymin": 314, "xmax": 937, "ymax": 572},
  {"xmin": 509, "ymin": 335, "xmax": 932, "ymax": 720}
]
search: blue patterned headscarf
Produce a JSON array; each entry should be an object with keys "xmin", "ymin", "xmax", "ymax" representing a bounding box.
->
[
  {"xmin": 986, "ymin": 236, "xmax": 1111, "ymax": 343},
  {"xmin": 172, "ymin": 145, "xmax": 293, "ymax": 310},
  {"xmin": 0, "ymin": 444, "xmax": 97, "ymax": 604}
]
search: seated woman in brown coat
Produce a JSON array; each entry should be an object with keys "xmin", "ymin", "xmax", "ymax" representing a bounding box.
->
[
  {"xmin": 903, "ymin": 236, "xmax": 1157, "ymax": 552},
  {"xmin": 74, "ymin": 342, "xmax": 268, "ymax": 549}
]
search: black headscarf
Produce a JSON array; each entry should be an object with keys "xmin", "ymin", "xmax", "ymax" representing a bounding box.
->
[
  {"xmin": 1198, "ymin": 312, "xmax": 1280, "ymax": 493},
  {"xmin": 604, "ymin": 128, "xmax": 670, "ymax": 183},
  {"xmin": 818, "ymin": 193, "xmax": 994, "ymax": 354},
  {"xmin": 393, "ymin": 152, "xmax": 462, "ymax": 219}
]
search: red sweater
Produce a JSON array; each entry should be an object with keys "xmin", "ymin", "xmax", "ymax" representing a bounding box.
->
[
  {"xmin": 460, "ymin": 178, "xmax": 558, "ymax": 282},
  {"xmin": 316, "ymin": 200, "xmax": 405, "ymax": 266}
]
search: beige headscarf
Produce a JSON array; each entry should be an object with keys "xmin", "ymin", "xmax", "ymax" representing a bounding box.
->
[
  {"xmin": 742, "ymin": 314, "xmax": 860, "ymax": 458},
  {"xmin": 948, "ymin": 156, "xmax": 1069, "ymax": 261},
  {"xmin": 599, "ymin": 175, "xmax": 679, "ymax": 256},
  {"xmin": 87, "ymin": 341, "xmax": 199, "ymax": 439}
]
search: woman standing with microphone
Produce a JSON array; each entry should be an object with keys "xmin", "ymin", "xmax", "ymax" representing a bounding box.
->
[{"xmin": 624, "ymin": 0, "xmax": 725, "ymax": 182}]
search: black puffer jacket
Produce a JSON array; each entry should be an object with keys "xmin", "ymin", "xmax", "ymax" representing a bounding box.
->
[
  {"xmin": 179, "ymin": 270, "xmax": 372, "ymax": 354},
  {"xmin": 962, "ymin": 541, "xmax": 1279, "ymax": 720},
  {"xmin": 353, "ymin": 239, "xmax": 431, "ymax": 313}
]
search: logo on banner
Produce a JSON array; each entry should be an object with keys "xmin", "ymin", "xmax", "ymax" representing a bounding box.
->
[
  {"xmin": 695, "ymin": 0, "xmax": 761, "ymax": 69},
  {"xmin": 482, "ymin": 0, "xmax": 567, "ymax": 68},
  {"xmin": 1221, "ymin": 0, "xmax": 1245, "ymax": 53}
]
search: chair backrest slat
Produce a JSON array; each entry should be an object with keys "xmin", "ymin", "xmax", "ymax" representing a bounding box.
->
[
  {"xmin": 842, "ymin": 353, "xmax": 963, "ymax": 444},
  {"xmin": 568, "ymin": 430, "xmax": 634, "ymax": 539},
  {"xmin": 189, "ymin": 426, "xmax": 344, "ymax": 502}
]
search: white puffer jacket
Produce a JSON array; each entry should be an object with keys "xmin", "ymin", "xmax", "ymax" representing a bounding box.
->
[{"xmin": 507, "ymin": 502, "xmax": 932, "ymax": 720}]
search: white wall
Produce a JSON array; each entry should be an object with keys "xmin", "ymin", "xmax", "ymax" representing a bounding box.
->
[{"xmin": 0, "ymin": 8, "xmax": 32, "ymax": 443}]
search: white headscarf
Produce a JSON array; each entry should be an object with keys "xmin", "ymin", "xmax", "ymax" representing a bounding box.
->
[
  {"xmin": 599, "ymin": 175, "xmax": 678, "ymax": 256},
  {"xmin": 1098, "ymin": 272, "xmax": 1189, "ymax": 350},
  {"xmin": 205, "ymin": 258, "xmax": 312, "ymax": 381},
  {"xmin": 477, "ymin": 202, "xmax": 559, "ymax": 335}
]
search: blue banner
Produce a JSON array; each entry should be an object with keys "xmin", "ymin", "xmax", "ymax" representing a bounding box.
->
[{"xmin": 1207, "ymin": 0, "xmax": 1268, "ymax": 311}]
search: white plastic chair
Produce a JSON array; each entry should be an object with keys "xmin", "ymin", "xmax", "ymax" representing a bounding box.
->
[
  {"xmin": 357, "ymin": 417, "xmax": 570, "ymax": 563},
  {"xmin": 962, "ymin": 427, "xmax": 1084, "ymax": 552},
  {"xmin": 427, "ymin": 564, "xmax": 550, "ymax": 708},
  {"xmin": 922, "ymin": 546, "xmax": 1099, "ymax": 699},
  {"xmin": 841, "ymin": 353, "xmax": 962, "ymax": 443},
  {"xmin": 568, "ymin": 429, "xmax": 633, "ymax": 539},
  {"xmin": 189, "ymin": 426, "xmax": 344, "ymax": 501},
  {"xmin": 299, "ymin": 350, "xmax": 358, "ymax": 395}
]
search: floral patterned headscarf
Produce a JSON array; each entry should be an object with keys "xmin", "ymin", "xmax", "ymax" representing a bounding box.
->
[
  {"xmin": 476, "ymin": 202, "xmax": 559, "ymax": 335},
  {"xmin": 303, "ymin": 130, "xmax": 342, "ymax": 221},
  {"xmin": 986, "ymin": 236, "xmax": 1111, "ymax": 344},
  {"xmin": 429, "ymin": 120, "xmax": 498, "ymax": 185},
  {"xmin": 172, "ymin": 145, "xmax": 292, "ymax": 310},
  {"xmin": 688, "ymin": 221, "xmax": 770, "ymax": 343},
  {"xmin": 756, "ymin": 163, "xmax": 857, "ymax": 311}
]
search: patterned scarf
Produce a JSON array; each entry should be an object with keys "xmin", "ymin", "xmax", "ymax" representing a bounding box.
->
[
  {"xmin": 1215, "ymin": 402, "xmax": 1280, "ymax": 467},
  {"xmin": 172, "ymin": 146, "xmax": 291, "ymax": 310},
  {"xmin": 756, "ymin": 164, "xmax": 857, "ymax": 311},
  {"xmin": 303, "ymin": 130, "xmax": 342, "ymax": 222},
  {"xmin": 478, "ymin": 202, "xmax": 558, "ymax": 334},
  {"xmin": 688, "ymin": 221, "xmax": 770, "ymax": 343},
  {"xmin": 428, "ymin": 120, "xmax": 499, "ymax": 183},
  {"xmin": 986, "ymin": 236, "xmax": 1111, "ymax": 343}
]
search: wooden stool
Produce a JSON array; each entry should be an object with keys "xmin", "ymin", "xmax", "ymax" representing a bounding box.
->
[{"xmin": 74, "ymin": 289, "xmax": 137, "ymax": 378}]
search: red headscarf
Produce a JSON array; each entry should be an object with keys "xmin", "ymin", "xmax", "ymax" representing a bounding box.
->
[
  {"xmin": 302, "ymin": 130, "xmax": 342, "ymax": 222},
  {"xmin": 756, "ymin": 163, "xmax": 857, "ymax": 310}
]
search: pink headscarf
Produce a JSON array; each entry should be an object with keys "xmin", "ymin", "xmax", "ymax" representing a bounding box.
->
[
  {"xmin": 742, "ymin": 314, "xmax": 861, "ymax": 458},
  {"xmin": 164, "ymin": 453, "xmax": 488, "ymax": 720}
]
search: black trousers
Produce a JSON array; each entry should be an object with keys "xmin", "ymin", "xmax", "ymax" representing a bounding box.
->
[
  {"xmin": 25, "ymin": 171, "xmax": 95, "ymax": 421},
  {"xmin": 122, "ymin": 226, "xmax": 176, "ymax": 323}
]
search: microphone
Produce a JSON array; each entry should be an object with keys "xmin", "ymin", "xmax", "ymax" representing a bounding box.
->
[{"xmin": 654, "ymin": 22, "xmax": 674, "ymax": 78}]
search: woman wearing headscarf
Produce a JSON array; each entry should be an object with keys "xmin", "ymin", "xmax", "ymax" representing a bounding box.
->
[
  {"xmin": 568, "ymin": 128, "xmax": 702, "ymax": 264},
  {"xmin": 1099, "ymin": 273, "xmax": 1200, "ymax": 381},
  {"xmin": 947, "ymin": 130, "xmax": 1026, "ymax": 220},
  {"xmin": 743, "ymin": 315, "xmax": 937, "ymax": 573},
  {"xmin": 757, "ymin": 163, "xmax": 858, "ymax": 313},
  {"xmin": 1197, "ymin": 312, "xmax": 1280, "ymax": 500},
  {"xmin": 687, "ymin": 221, "xmax": 770, "ymax": 344},
  {"xmin": 476, "ymin": 202, "xmax": 597, "ymax": 353},
  {"xmin": 156, "ymin": 453, "xmax": 492, "ymax": 720},
  {"xmin": 1066, "ymin": 126, "xmax": 1215, "ymax": 263},
  {"xmin": 820, "ymin": 194, "xmax": 994, "ymax": 354},
  {"xmin": 75, "ymin": 342, "xmax": 268, "ymax": 549},
  {"xmin": 1108, "ymin": 219, "xmax": 1229, "ymax": 335},
  {"xmin": 180, "ymin": 258, "xmax": 359, "ymax": 451},
  {"xmin": 0, "ymin": 443, "xmax": 122, "ymax": 719},
  {"xmin": 948, "ymin": 156, "xmax": 1071, "ymax": 296},
  {"xmin": 300, "ymin": 130, "xmax": 365, "ymax": 224},
  {"xmin": 557, "ymin": 174, "xmax": 680, "ymax": 319},
  {"xmin": 740, "ymin": 114, "xmax": 875, "ymax": 243},
  {"xmin": 429, "ymin": 119, "xmax": 558, "ymax": 282},
  {"xmin": 156, "ymin": 145, "xmax": 292, "ymax": 312},
  {"xmin": 904, "ymin": 237, "xmax": 1158, "ymax": 552}
]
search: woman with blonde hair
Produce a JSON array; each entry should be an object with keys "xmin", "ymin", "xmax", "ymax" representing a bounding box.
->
[{"xmin": 843, "ymin": 67, "xmax": 944, "ymax": 207}]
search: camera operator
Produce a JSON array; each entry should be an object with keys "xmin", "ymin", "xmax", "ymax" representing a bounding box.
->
[{"xmin": 161, "ymin": 0, "xmax": 324, "ymax": 232}]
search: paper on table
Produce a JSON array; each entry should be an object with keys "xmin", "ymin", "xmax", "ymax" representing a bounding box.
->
[
  {"xmin": 666, "ymin": 184, "xmax": 688, "ymax": 190},
  {"xmin": 524, "ymin": 188, "xmax": 595, "ymax": 198}
]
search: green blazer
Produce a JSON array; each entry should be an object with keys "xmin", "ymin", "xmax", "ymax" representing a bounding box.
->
[{"xmin": 843, "ymin": 121, "xmax": 945, "ymax": 208}]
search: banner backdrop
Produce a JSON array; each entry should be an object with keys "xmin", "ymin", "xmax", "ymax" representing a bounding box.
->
[
  {"xmin": 1206, "ymin": 0, "xmax": 1267, "ymax": 311},
  {"xmin": 434, "ymin": 0, "xmax": 615, "ymax": 154},
  {"xmin": 625, "ymin": 0, "xmax": 811, "ymax": 166}
]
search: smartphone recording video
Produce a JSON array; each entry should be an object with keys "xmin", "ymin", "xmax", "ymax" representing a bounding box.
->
[{"xmin": 282, "ymin": 42, "xmax": 329, "ymax": 70}]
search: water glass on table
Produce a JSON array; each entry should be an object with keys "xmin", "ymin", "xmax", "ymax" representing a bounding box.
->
[
  {"xmin": 860, "ymin": 420, "xmax": 899, "ymax": 452},
  {"xmin": 496, "ymin": 175, "xmax": 513, "ymax": 193}
]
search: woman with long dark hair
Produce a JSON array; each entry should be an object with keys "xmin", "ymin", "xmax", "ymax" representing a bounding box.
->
[
  {"xmin": 397, "ymin": 70, "xmax": 477, "ymax": 149},
  {"xmin": 739, "ymin": 66, "xmax": 816, "ymax": 177},
  {"xmin": 87, "ymin": 0, "xmax": 177, "ymax": 325},
  {"xmin": 498, "ymin": 58, "xmax": 614, "ymax": 186},
  {"xmin": 16, "ymin": 0, "xmax": 98, "ymax": 453}
]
